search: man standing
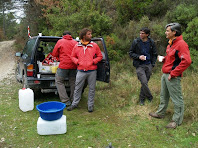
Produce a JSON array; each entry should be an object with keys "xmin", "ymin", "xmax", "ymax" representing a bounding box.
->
[
  {"xmin": 129, "ymin": 27, "xmax": 157, "ymax": 105},
  {"xmin": 149, "ymin": 23, "xmax": 192, "ymax": 129},
  {"xmin": 52, "ymin": 31, "xmax": 77, "ymax": 106},
  {"xmin": 67, "ymin": 28, "xmax": 103, "ymax": 112}
]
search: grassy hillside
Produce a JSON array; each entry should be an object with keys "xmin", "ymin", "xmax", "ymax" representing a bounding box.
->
[{"xmin": 0, "ymin": 56, "xmax": 198, "ymax": 147}]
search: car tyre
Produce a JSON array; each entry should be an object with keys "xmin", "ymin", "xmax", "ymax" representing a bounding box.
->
[
  {"xmin": 15, "ymin": 65, "xmax": 21, "ymax": 82},
  {"xmin": 22, "ymin": 74, "xmax": 28, "ymax": 88}
]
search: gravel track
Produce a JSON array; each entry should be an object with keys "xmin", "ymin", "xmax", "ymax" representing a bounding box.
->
[{"xmin": 0, "ymin": 40, "xmax": 16, "ymax": 81}]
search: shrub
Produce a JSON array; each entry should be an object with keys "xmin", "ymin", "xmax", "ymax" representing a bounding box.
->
[
  {"xmin": 166, "ymin": 4, "xmax": 198, "ymax": 28},
  {"xmin": 104, "ymin": 35, "xmax": 123, "ymax": 61},
  {"xmin": 188, "ymin": 48, "xmax": 198, "ymax": 72},
  {"xmin": 151, "ymin": 22, "xmax": 168, "ymax": 55},
  {"xmin": 115, "ymin": 0, "xmax": 152, "ymax": 24},
  {"xmin": 183, "ymin": 17, "xmax": 198, "ymax": 50},
  {"xmin": 39, "ymin": 0, "xmax": 113, "ymax": 38},
  {"xmin": 145, "ymin": 0, "xmax": 171, "ymax": 18}
]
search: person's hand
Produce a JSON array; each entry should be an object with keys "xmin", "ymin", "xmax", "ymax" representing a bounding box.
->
[
  {"xmin": 168, "ymin": 74, "xmax": 171, "ymax": 81},
  {"xmin": 139, "ymin": 55, "xmax": 146, "ymax": 61}
]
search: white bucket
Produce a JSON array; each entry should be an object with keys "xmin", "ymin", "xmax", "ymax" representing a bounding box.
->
[{"xmin": 19, "ymin": 88, "xmax": 34, "ymax": 112}]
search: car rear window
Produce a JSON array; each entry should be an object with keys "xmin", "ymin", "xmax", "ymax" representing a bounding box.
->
[{"xmin": 22, "ymin": 38, "xmax": 36, "ymax": 58}]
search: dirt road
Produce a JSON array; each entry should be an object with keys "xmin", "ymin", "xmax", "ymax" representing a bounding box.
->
[{"xmin": 0, "ymin": 40, "xmax": 16, "ymax": 81}]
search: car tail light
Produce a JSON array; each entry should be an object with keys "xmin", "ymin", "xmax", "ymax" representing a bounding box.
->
[
  {"xmin": 27, "ymin": 64, "xmax": 34, "ymax": 77},
  {"xmin": 34, "ymin": 80, "xmax": 40, "ymax": 84}
]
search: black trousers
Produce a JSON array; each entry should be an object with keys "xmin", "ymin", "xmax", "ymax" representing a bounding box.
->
[{"xmin": 136, "ymin": 64, "xmax": 153, "ymax": 102}]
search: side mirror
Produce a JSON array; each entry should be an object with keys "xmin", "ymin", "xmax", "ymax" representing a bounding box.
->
[{"xmin": 15, "ymin": 52, "xmax": 21, "ymax": 57}]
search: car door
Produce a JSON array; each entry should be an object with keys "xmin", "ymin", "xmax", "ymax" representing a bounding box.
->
[
  {"xmin": 19, "ymin": 38, "xmax": 37, "ymax": 78},
  {"xmin": 92, "ymin": 38, "xmax": 110, "ymax": 83}
]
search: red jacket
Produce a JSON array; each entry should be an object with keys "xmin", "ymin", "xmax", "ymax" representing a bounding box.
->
[
  {"xmin": 71, "ymin": 41, "xmax": 103, "ymax": 71},
  {"xmin": 162, "ymin": 35, "xmax": 191, "ymax": 77},
  {"xmin": 52, "ymin": 35, "xmax": 77, "ymax": 69}
]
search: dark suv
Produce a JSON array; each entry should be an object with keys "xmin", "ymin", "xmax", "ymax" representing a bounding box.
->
[{"xmin": 15, "ymin": 35, "xmax": 110, "ymax": 93}]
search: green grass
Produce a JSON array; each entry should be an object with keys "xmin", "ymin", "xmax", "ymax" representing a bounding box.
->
[{"xmin": 0, "ymin": 58, "xmax": 198, "ymax": 148}]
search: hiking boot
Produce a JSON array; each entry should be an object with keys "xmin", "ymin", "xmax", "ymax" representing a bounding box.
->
[
  {"xmin": 67, "ymin": 105, "xmax": 77, "ymax": 111},
  {"xmin": 65, "ymin": 100, "xmax": 71, "ymax": 106},
  {"xmin": 149, "ymin": 112, "xmax": 164, "ymax": 119},
  {"xmin": 166, "ymin": 121, "xmax": 177, "ymax": 129},
  {"xmin": 148, "ymin": 97, "xmax": 153, "ymax": 103},
  {"xmin": 139, "ymin": 101, "xmax": 145, "ymax": 106},
  {"xmin": 88, "ymin": 106, "xmax": 94, "ymax": 112}
]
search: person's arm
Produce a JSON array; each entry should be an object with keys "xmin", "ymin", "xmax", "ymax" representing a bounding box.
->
[
  {"xmin": 170, "ymin": 43, "xmax": 192, "ymax": 78},
  {"xmin": 129, "ymin": 39, "xmax": 141, "ymax": 60},
  {"xmin": 52, "ymin": 41, "xmax": 60, "ymax": 57},
  {"xmin": 71, "ymin": 45, "xmax": 78, "ymax": 65}
]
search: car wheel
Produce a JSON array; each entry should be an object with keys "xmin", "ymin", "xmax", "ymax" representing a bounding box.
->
[
  {"xmin": 15, "ymin": 65, "xmax": 21, "ymax": 82},
  {"xmin": 22, "ymin": 74, "xmax": 28, "ymax": 88}
]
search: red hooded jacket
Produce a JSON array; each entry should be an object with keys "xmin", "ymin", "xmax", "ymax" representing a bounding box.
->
[
  {"xmin": 52, "ymin": 35, "xmax": 77, "ymax": 69},
  {"xmin": 162, "ymin": 35, "xmax": 192, "ymax": 77},
  {"xmin": 71, "ymin": 41, "xmax": 103, "ymax": 71}
]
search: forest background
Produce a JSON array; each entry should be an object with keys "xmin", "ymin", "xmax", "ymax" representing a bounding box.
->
[{"xmin": 0, "ymin": 0, "xmax": 198, "ymax": 63}]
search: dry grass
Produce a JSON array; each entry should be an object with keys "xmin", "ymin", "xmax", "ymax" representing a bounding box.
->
[
  {"xmin": 0, "ymin": 56, "xmax": 198, "ymax": 147},
  {"xmin": 106, "ymin": 56, "xmax": 198, "ymax": 124}
]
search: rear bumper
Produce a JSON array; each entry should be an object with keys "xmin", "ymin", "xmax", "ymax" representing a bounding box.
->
[{"xmin": 26, "ymin": 77, "xmax": 69, "ymax": 90}]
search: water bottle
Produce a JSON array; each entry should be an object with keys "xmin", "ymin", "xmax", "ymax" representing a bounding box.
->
[{"xmin": 19, "ymin": 88, "xmax": 34, "ymax": 112}]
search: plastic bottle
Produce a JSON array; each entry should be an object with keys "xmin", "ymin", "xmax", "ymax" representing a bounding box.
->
[
  {"xmin": 51, "ymin": 62, "xmax": 58, "ymax": 73},
  {"xmin": 19, "ymin": 88, "xmax": 34, "ymax": 112}
]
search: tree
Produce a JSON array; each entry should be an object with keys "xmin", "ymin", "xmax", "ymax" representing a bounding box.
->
[
  {"xmin": 18, "ymin": 0, "xmax": 44, "ymax": 39},
  {"xmin": 35, "ymin": 0, "xmax": 112, "ymax": 37},
  {"xmin": 0, "ymin": 0, "xmax": 14, "ymax": 38}
]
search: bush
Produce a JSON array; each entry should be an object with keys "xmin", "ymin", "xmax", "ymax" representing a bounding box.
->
[
  {"xmin": 39, "ymin": 0, "xmax": 113, "ymax": 38},
  {"xmin": 115, "ymin": 0, "xmax": 152, "ymax": 24},
  {"xmin": 183, "ymin": 17, "xmax": 198, "ymax": 50},
  {"xmin": 145, "ymin": 0, "xmax": 171, "ymax": 18},
  {"xmin": 188, "ymin": 48, "xmax": 198, "ymax": 72},
  {"xmin": 104, "ymin": 35, "xmax": 123, "ymax": 61},
  {"xmin": 166, "ymin": 4, "xmax": 198, "ymax": 28}
]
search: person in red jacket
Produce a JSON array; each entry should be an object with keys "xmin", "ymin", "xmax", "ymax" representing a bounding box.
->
[
  {"xmin": 149, "ymin": 23, "xmax": 192, "ymax": 129},
  {"xmin": 67, "ymin": 28, "xmax": 103, "ymax": 112},
  {"xmin": 52, "ymin": 31, "xmax": 77, "ymax": 105}
]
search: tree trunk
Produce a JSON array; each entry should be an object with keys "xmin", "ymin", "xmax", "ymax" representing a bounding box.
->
[{"xmin": 2, "ymin": 2, "xmax": 6, "ymax": 36}]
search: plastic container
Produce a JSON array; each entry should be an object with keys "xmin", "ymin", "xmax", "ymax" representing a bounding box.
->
[
  {"xmin": 37, "ymin": 115, "xmax": 67, "ymax": 135},
  {"xmin": 19, "ymin": 88, "xmax": 34, "ymax": 112},
  {"xmin": 36, "ymin": 101, "xmax": 66, "ymax": 121},
  {"xmin": 51, "ymin": 64, "xmax": 58, "ymax": 73},
  {"xmin": 37, "ymin": 61, "xmax": 51, "ymax": 73}
]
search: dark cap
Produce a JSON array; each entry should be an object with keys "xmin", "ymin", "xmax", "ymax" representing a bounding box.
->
[{"xmin": 63, "ymin": 31, "xmax": 71, "ymax": 36}]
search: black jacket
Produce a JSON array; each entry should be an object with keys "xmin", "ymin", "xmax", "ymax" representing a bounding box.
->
[{"xmin": 129, "ymin": 37, "xmax": 157, "ymax": 68}]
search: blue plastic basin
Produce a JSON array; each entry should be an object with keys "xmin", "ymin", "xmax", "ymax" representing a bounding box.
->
[{"xmin": 36, "ymin": 101, "xmax": 66, "ymax": 121}]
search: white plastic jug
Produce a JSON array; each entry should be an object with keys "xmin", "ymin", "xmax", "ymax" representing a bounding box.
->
[{"xmin": 19, "ymin": 88, "xmax": 34, "ymax": 112}]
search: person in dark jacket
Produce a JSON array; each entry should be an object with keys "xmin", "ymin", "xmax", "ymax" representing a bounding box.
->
[
  {"xmin": 129, "ymin": 27, "xmax": 157, "ymax": 105},
  {"xmin": 52, "ymin": 31, "xmax": 77, "ymax": 106},
  {"xmin": 149, "ymin": 23, "xmax": 192, "ymax": 129}
]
